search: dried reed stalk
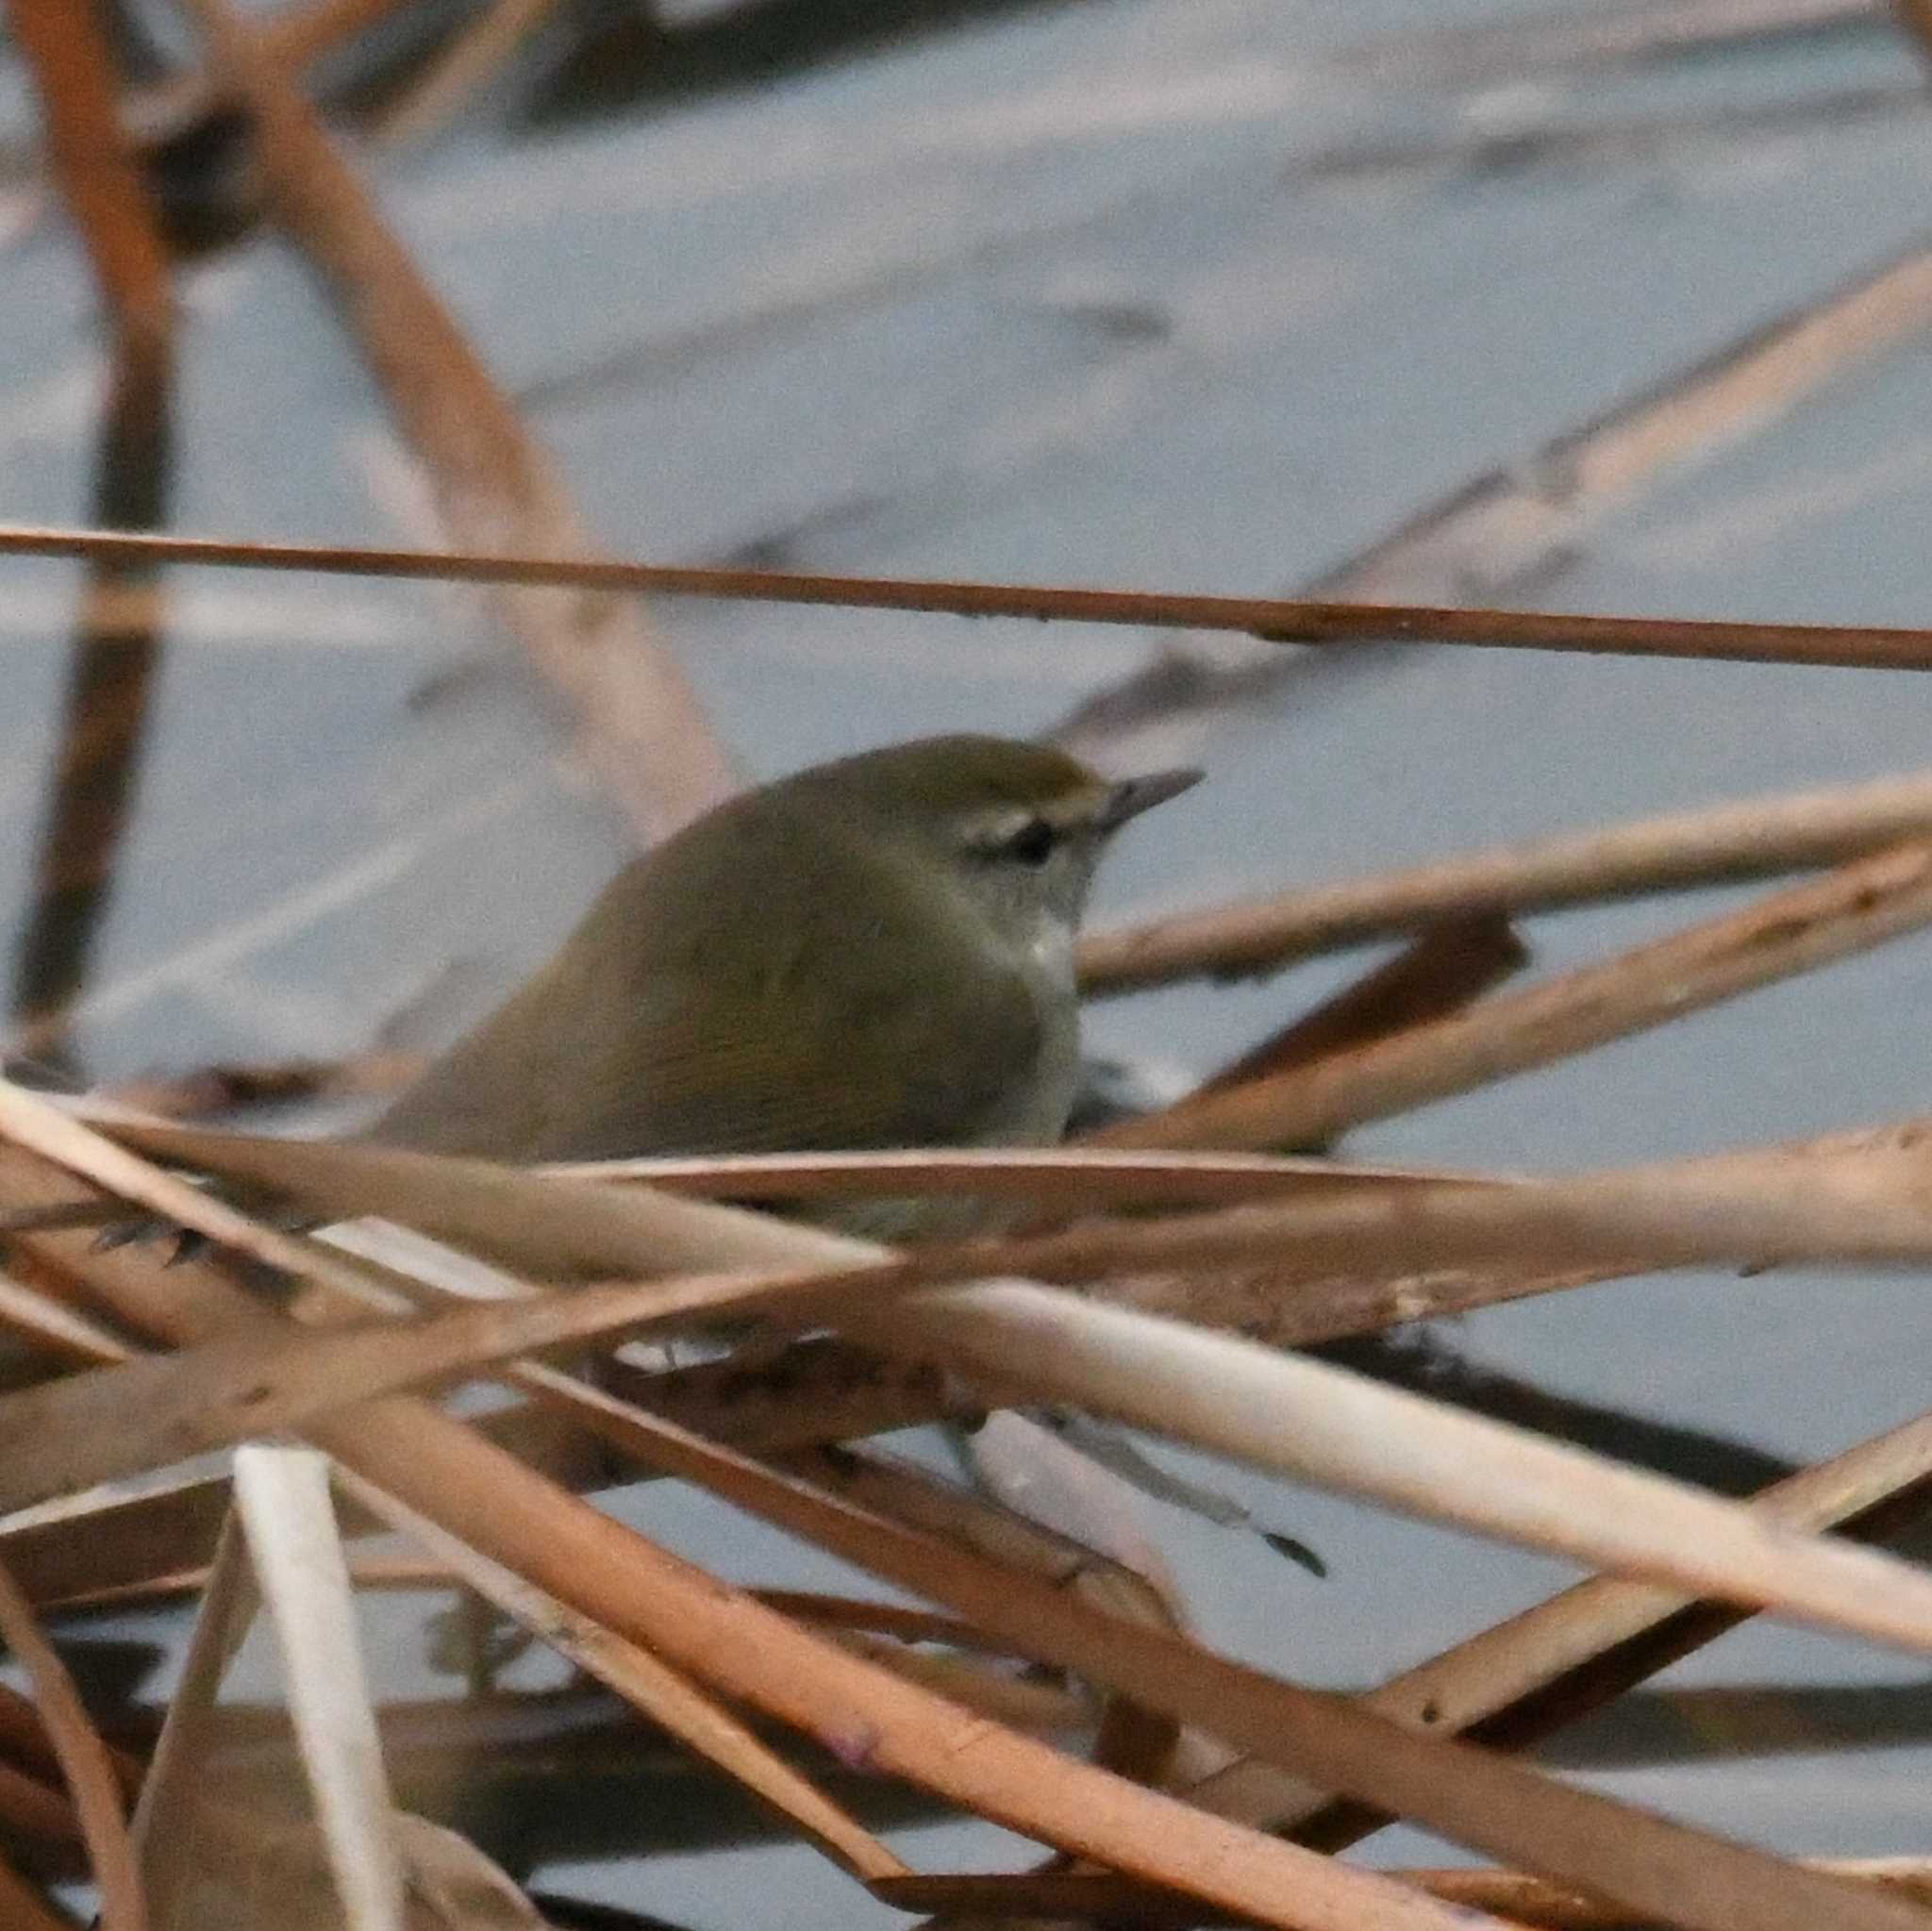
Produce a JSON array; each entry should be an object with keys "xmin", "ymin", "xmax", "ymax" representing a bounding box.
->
[
  {"xmin": 1056, "ymin": 231, "xmax": 1932, "ymax": 755},
  {"xmin": 6, "ymin": 0, "xmax": 174, "ymax": 1051},
  {"xmin": 12, "ymin": 520, "xmax": 1932, "ymax": 672},
  {"xmin": 0, "ymin": 1273, "xmax": 133, "ymax": 1366},
  {"xmin": 554, "ymin": 1145, "xmax": 1476, "ymax": 1207},
  {"xmin": 877, "ymin": 1855, "xmax": 1932, "ymax": 1926},
  {"xmin": 338, "ymin": 1470, "xmax": 909, "ymax": 1881},
  {"xmin": 1080, "ymin": 769, "xmax": 1932, "ymax": 994},
  {"xmin": 1348, "ymin": 0, "xmax": 1873, "ymax": 81},
  {"xmin": 233, "ymin": 1446, "xmax": 405, "ymax": 1931},
  {"xmin": 511, "ymin": 1375, "xmax": 1931, "ymax": 1931},
  {"xmin": 1091, "ymin": 843, "xmax": 1932, "ymax": 1149},
  {"xmin": 169, "ymin": 0, "xmax": 737, "ymax": 844},
  {"xmin": 0, "ymin": 1470, "xmax": 237, "ymax": 1609},
  {"xmin": 0, "ymin": 1757, "xmax": 82, "ymax": 1852},
  {"xmin": 822, "ymin": 1632, "xmax": 1086, "ymax": 1733},
  {"xmin": 0, "ymin": 1854, "xmax": 70, "ymax": 1931},
  {"xmin": 56, "ymin": 1099, "xmax": 1932, "ymax": 1649},
  {"xmin": 803, "ymin": 1442, "xmax": 1183, "ymax": 1787},
  {"xmin": 15, "ymin": 1127, "xmax": 1932, "ymax": 1930},
  {"xmin": 1185, "ymin": 914, "xmax": 1531, "ymax": 1090},
  {"xmin": 1401, "ymin": 1858, "xmax": 1932, "ymax": 1930},
  {"xmin": 373, "ymin": 0, "xmax": 571, "ymax": 148},
  {"xmin": 0, "ymin": 1556, "xmax": 142, "ymax": 1929},
  {"xmin": 1189, "ymin": 1400, "xmax": 1932, "ymax": 1845},
  {"xmin": 130, "ymin": 1509, "xmax": 259, "ymax": 1923},
  {"xmin": 0, "ymin": 1168, "xmax": 1495, "ymax": 1930},
  {"xmin": 127, "ymin": 0, "xmax": 413, "ymax": 136},
  {"xmin": 0, "ymin": 1680, "xmax": 139, "ymax": 1809}
]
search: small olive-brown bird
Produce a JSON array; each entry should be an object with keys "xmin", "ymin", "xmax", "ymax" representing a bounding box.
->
[{"xmin": 365, "ymin": 735, "xmax": 1199, "ymax": 1179}]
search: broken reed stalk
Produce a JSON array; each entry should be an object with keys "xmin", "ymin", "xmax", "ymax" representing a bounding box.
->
[
  {"xmin": 1079, "ymin": 767, "xmax": 1932, "ymax": 994},
  {"xmin": 0, "ymin": 1556, "xmax": 142, "ymax": 1931},
  {"xmin": 14, "ymin": 520, "xmax": 1932, "ymax": 671},
  {"xmin": 168, "ymin": 0, "xmax": 737, "ymax": 845},
  {"xmin": 1091, "ymin": 840, "xmax": 1932, "ymax": 1150}
]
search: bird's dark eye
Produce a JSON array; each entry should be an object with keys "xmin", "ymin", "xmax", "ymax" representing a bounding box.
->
[{"xmin": 1004, "ymin": 817, "xmax": 1057, "ymax": 865}]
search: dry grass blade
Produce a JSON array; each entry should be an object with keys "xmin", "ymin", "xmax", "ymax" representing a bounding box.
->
[
  {"xmin": 1080, "ymin": 768, "xmax": 1932, "ymax": 994},
  {"xmin": 0, "ymin": 1555, "xmax": 142, "ymax": 1929},
  {"xmin": 336, "ymin": 1469, "xmax": 909, "ymax": 1881},
  {"xmin": 232, "ymin": 1446, "xmax": 405, "ymax": 1931},
  {"xmin": 517, "ymin": 1376, "xmax": 1931, "ymax": 1931},
  {"xmin": 168, "ymin": 0, "xmax": 736, "ymax": 844},
  {"xmin": 16, "ymin": 521, "xmax": 1932, "ymax": 671},
  {"xmin": 1093, "ymin": 842, "xmax": 1932, "ymax": 1149},
  {"xmin": 131, "ymin": 1510, "xmax": 259, "ymax": 1927}
]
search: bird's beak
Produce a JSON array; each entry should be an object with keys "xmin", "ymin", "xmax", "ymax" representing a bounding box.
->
[{"xmin": 1099, "ymin": 765, "xmax": 1203, "ymax": 829}]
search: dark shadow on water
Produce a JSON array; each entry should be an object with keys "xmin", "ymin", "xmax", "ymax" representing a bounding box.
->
[{"xmin": 522, "ymin": 0, "xmax": 1095, "ymax": 130}]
